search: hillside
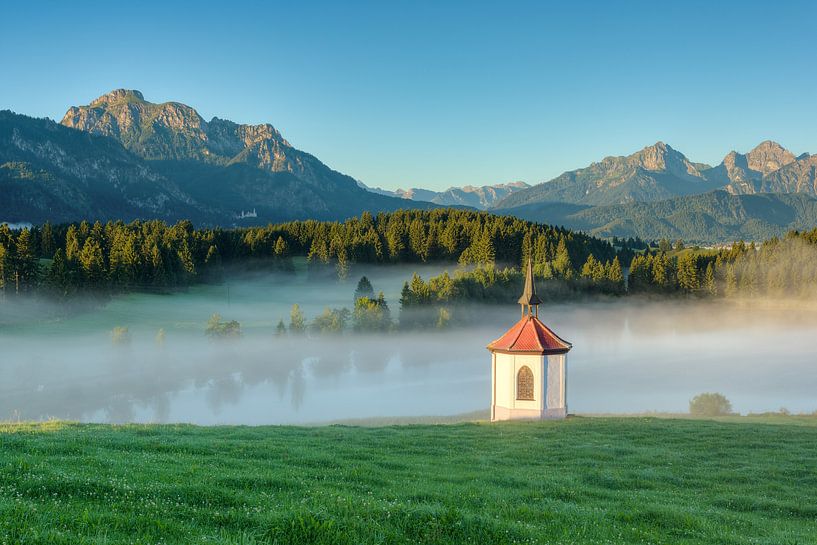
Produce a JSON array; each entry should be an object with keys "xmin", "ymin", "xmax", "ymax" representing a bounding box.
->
[
  {"xmin": 502, "ymin": 190, "xmax": 817, "ymax": 243},
  {"xmin": 0, "ymin": 110, "xmax": 216, "ymax": 224},
  {"xmin": 0, "ymin": 418, "xmax": 814, "ymax": 544},
  {"xmin": 495, "ymin": 142, "xmax": 720, "ymax": 207},
  {"xmin": 1, "ymin": 90, "xmax": 439, "ymax": 226}
]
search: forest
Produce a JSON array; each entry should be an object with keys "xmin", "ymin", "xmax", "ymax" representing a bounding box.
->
[
  {"xmin": 0, "ymin": 209, "xmax": 620, "ymax": 297},
  {"xmin": 2, "ymin": 209, "xmax": 817, "ymax": 332}
]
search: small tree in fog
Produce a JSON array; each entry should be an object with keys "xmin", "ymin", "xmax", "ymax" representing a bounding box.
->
[
  {"xmin": 155, "ymin": 328, "xmax": 166, "ymax": 347},
  {"xmin": 111, "ymin": 326, "xmax": 131, "ymax": 346},
  {"xmin": 205, "ymin": 313, "xmax": 241, "ymax": 339},
  {"xmin": 275, "ymin": 319, "xmax": 287, "ymax": 337},
  {"xmin": 289, "ymin": 304, "xmax": 306, "ymax": 334},
  {"xmin": 353, "ymin": 292, "xmax": 392, "ymax": 332},
  {"xmin": 689, "ymin": 392, "xmax": 733, "ymax": 416},
  {"xmin": 436, "ymin": 307, "xmax": 451, "ymax": 330},
  {"xmin": 312, "ymin": 307, "xmax": 351, "ymax": 334},
  {"xmin": 354, "ymin": 276, "xmax": 374, "ymax": 302}
]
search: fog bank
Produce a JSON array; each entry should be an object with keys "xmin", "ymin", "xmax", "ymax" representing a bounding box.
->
[{"xmin": 1, "ymin": 265, "xmax": 816, "ymax": 424}]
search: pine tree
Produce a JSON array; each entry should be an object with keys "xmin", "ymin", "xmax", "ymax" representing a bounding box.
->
[
  {"xmin": 40, "ymin": 222, "xmax": 55, "ymax": 258},
  {"xmin": 64, "ymin": 225, "xmax": 80, "ymax": 264},
  {"xmin": 652, "ymin": 253, "xmax": 671, "ymax": 290},
  {"xmin": 150, "ymin": 244, "xmax": 166, "ymax": 288},
  {"xmin": 14, "ymin": 229, "xmax": 39, "ymax": 292},
  {"xmin": 79, "ymin": 237, "xmax": 106, "ymax": 288},
  {"xmin": 354, "ymin": 276, "xmax": 375, "ymax": 302},
  {"xmin": 274, "ymin": 236, "xmax": 289, "ymax": 257},
  {"xmin": 205, "ymin": 245, "xmax": 224, "ymax": 282},
  {"xmin": 275, "ymin": 319, "xmax": 287, "ymax": 337},
  {"xmin": 704, "ymin": 262, "xmax": 717, "ymax": 296},
  {"xmin": 581, "ymin": 254, "xmax": 604, "ymax": 281},
  {"xmin": 677, "ymin": 253, "xmax": 699, "ymax": 293},
  {"xmin": 289, "ymin": 304, "xmax": 306, "ymax": 334},
  {"xmin": 724, "ymin": 264, "xmax": 738, "ymax": 297},
  {"xmin": 47, "ymin": 248, "xmax": 74, "ymax": 299},
  {"xmin": 552, "ymin": 237, "xmax": 574, "ymax": 280},
  {"xmin": 606, "ymin": 256, "xmax": 624, "ymax": 292},
  {"xmin": 177, "ymin": 240, "xmax": 196, "ymax": 281}
]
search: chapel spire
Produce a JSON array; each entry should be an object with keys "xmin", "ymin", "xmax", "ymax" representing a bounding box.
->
[{"xmin": 517, "ymin": 258, "xmax": 542, "ymax": 316}]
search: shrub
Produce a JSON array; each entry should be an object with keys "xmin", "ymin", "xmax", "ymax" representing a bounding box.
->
[
  {"xmin": 689, "ymin": 392, "xmax": 733, "ymax": 416},
  {"xmin": 111, "ymin": 326, "xmax": 131, "ymax": 346},
  {"xmin": 205, "ymin": 313, "xmax": 241, "ymax": 339}
]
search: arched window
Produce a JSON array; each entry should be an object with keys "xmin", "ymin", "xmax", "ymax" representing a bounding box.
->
[{"xmin": 517, "ymin": 366, "xmax": 534, "ymax": 400}]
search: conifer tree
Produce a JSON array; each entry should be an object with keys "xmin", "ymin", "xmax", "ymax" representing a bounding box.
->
[
  {"xmin": 606, "ymin": 256, "xmax": 624, "ymax": 292},
  {"xmin": 65, "ymin": 225, "xmax": 80, "ymax": 264},
  {"xmin": 273, "ymin": 236, "xmax": 289, "ymax": 257},
  {"xmin": 47, "ymin": 248, "xmax": 73, "ymax": 299},
  {"xmin": 14, "ymin": 229, "xmax": 39, "ymax": 292},
  {"xmin": 204, "ymin": 245, "xmax": 224, "ymax": 282},
  {"xmin": 354, "ymin": 276, "xmax": 375, "ymax": 302},
  {"xmin": 552, "ymin": 237, "xmax": 574, "ymax": 280},
  {"xmin": 677, "ymin": 253, "xmax": 699, "ymax": 293},
  {"xmin": 724, "ymin": 264, "xmax": 738, "ymax": 297},
  {"xmin": 79, "ymin": 237, "xmax": 106, "ymax": 288},
  {"xmin": 704, "ymin": 262, "xmax": 717, "ymax": 296},
  {"xmin": 40, "ymin": 222, "xmax": 55, "ymax": 258},
  {"xmin": 289, "ymin": 304, "xmax": 306, "ymax": 334}
]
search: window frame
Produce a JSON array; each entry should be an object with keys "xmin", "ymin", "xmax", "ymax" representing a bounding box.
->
[{"xmin": 516, "ymin": 365, "xmax": 535, "ymax": 401}]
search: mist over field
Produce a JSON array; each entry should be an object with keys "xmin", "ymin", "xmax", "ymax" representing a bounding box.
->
[{"xmin": 1, "ymin": 262, "xmax": 815, "ymax": 425}]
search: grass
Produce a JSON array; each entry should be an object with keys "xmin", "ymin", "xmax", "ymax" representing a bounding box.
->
[{"xmin": 0, "ymin": 417, "xmax": 815, "ymax": 544}]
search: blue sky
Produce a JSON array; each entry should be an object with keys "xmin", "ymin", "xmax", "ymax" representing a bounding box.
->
[{"xmin": 1, "ymin": 0, "xmax": 815, "ymax": 191}]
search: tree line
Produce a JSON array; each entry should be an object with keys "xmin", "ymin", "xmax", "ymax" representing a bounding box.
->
[
  {"xmin": 0, "ymin": 210, "xmax": 618, "ymax": 299},
  {"xmin": 395, "ymin": 228, "xmax": 817, "ymax": 328}
]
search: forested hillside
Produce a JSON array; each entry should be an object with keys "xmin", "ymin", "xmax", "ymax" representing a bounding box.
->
[
  {"xmin": 0, "ymin": 209, "xmax": 616, "ymax": 299},
  {"xmin": 502, "ymin": 191, "xmax": 817, "ymax": 243}
]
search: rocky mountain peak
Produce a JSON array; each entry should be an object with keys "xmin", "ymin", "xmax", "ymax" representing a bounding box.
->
[
  {"xmin": 90, "ymin": 89, "xmax": 145, "ymax": 106},
  {"xmin": 745, "ymin": 140, "xmax": 796, "ymax": 175},
  {"xmin": 631, "ymin": 141, "xmax": 703, "ymax": 179}
]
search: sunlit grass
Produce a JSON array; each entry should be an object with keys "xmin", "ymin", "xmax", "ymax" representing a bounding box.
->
[{"xmin": 0, "ymin": 417, "xmax": 815, "ymax": 544}]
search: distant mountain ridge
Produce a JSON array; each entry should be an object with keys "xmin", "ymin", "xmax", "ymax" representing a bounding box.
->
[
  {"xmin": 1, "ymin": 90, "xmax": 438, "ymax": 225},
  {"xmin": 3, "ymin": 88, "xmax": 817, "ymax": 243},
  {"xmin": 61, "ymin": 89, "xmax": 375, "ymax": 197},
  {"xmin": 501, "ymin": 191, "xmax": 817, "ymax": 243},
  {"xmin": 494, "ymin": 140, "xmax": 816, "ymax": 209},
  {"xmin": 361, "ymin": 181, "xmax": 529, "ymax": 210}
]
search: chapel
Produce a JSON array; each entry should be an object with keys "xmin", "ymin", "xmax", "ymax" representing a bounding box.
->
[{"xmin": 486, "ymin": 260, "xmax": 572, "ymax": 421}]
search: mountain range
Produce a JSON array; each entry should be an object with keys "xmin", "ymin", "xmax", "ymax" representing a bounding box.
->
[
  {"xmin": 360, "ymin": 181, "xmax": 529, "ymax": 210},
  {"xmin": 485, "ymin": 140, "xmax": 817, "ymax": 242},
  {"xmin": 491, "ymin": 140, "xmax": 816, "ymax": 209},
  {"xmin": 1, "ymin": 89, "xmax": 433, "ymax": 225},
  {"xmin": 2, "ymin": 88, "xmax": 817, "ymax": 243}
]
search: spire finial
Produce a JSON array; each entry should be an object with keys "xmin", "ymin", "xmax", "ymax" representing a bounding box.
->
[{"xmin": 517, "ymin": 258, "xmax": 542, "ymax": 316}]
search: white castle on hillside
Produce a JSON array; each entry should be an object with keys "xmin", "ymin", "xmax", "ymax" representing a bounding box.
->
[
  {"xmin": 236, "ymin": 209, "xmax": 258, "ymax": 219},
  {"xmin": 486, "ymin": 260, "xmax": 572, "ymax": 421}
]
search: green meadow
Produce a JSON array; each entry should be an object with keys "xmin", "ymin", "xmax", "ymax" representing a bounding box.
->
[{"xmin": 0, "ymin": 417, "xmax": 815, "ymax": 545}]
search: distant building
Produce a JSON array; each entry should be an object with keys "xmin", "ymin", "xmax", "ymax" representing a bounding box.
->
[
  {"xmin": 236, "ymin": 209, "xmax": 258, "ymax": 219},
  {"xmin": 487, "ymin": 260, "xmax": 572, "ymax": 421}
]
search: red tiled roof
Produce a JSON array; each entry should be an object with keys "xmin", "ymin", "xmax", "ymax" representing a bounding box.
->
[{"xmin": 487, "ymin": 315, "xmax": 572, "ymax": 354}]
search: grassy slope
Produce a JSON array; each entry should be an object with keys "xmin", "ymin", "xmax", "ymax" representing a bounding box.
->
[{"xmin": 0, "ymin": 418, "xmax": 815, "ymax": 544}]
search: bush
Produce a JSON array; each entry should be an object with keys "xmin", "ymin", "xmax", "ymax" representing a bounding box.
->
[
  {"xmin": 689, "ymin": 392, "xmax": 733, "ymax": 416},
  {"xmin": 111, "ymin": 326, "xmax": 131, "ymax": 346},
  {"xmin": 205, "ymin": 313, "xmax": 241, "ymax": 339}
]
